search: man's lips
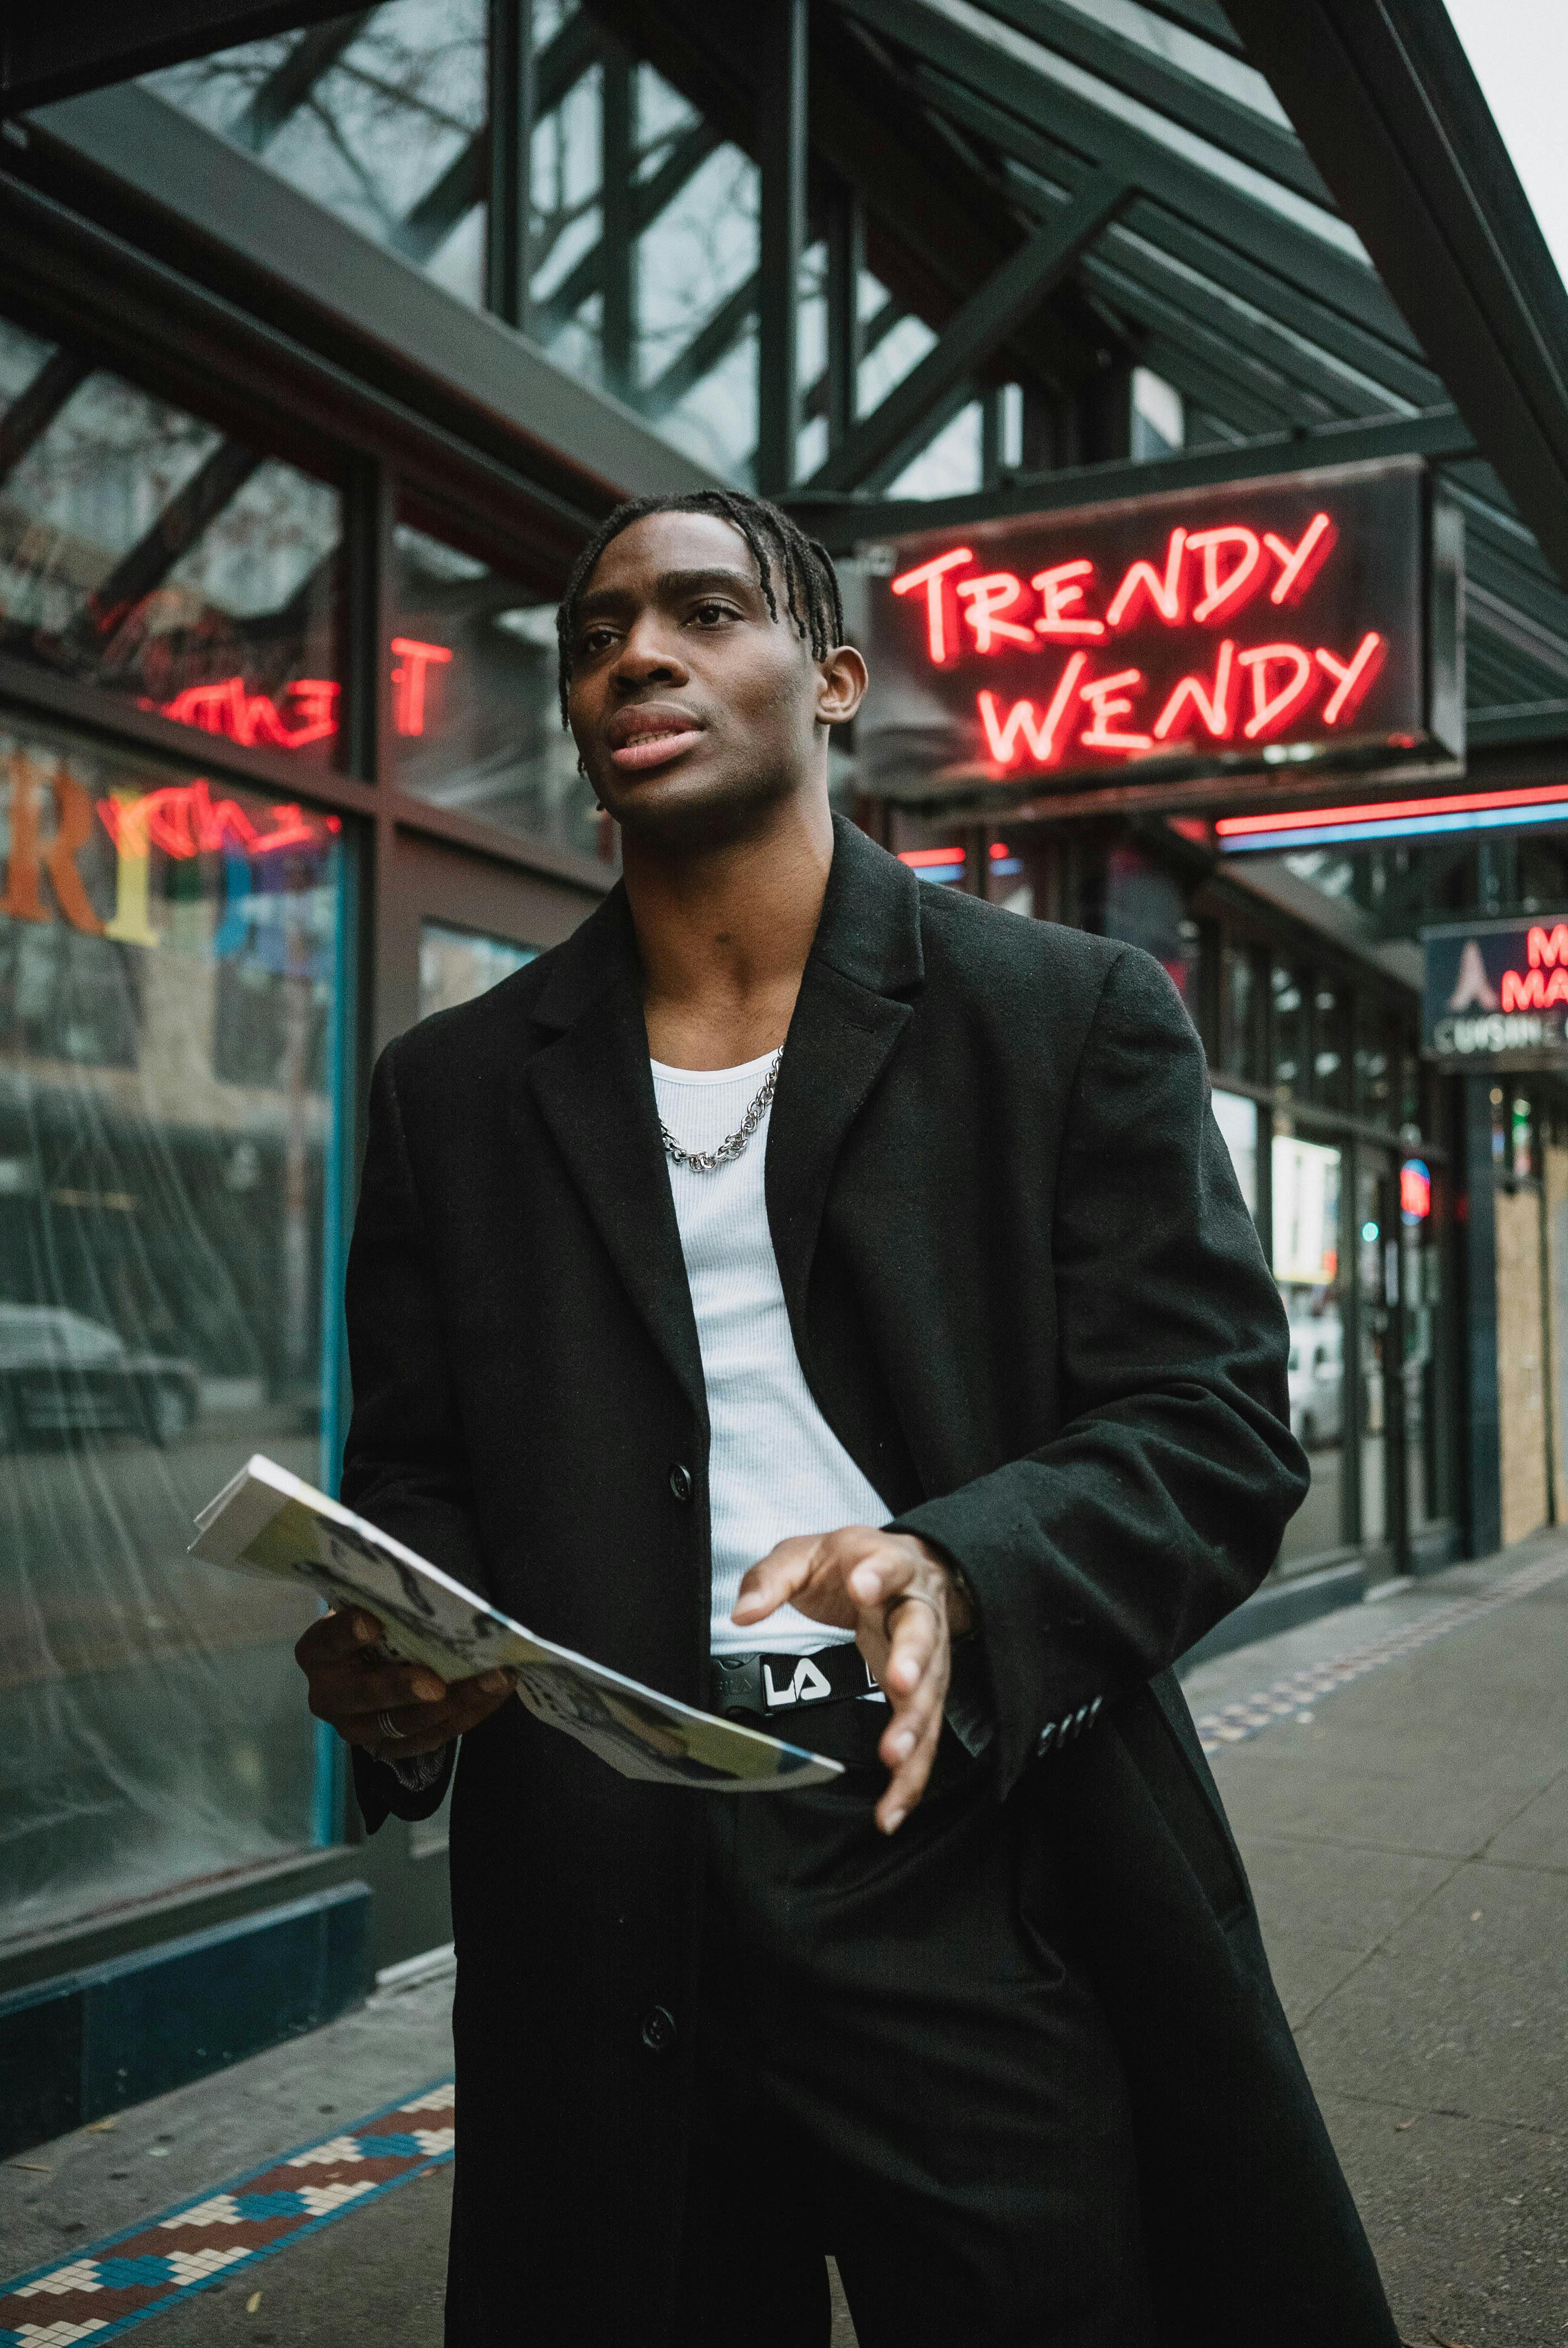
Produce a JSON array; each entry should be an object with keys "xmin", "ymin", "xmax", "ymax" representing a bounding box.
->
[{"xmin": 605, "ymin": 704, "xmax": 706, "ymax": 772}]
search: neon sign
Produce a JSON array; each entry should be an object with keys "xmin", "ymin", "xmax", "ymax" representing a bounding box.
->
[
  {"xmin": 1400, "ymin": 1160, "xmax": 1431, "ymax": 1224},
  {"xmin": 864, "ymin": 460, "xmax": 1458, "ymax": 800},
  {"xmin": 1424, "ymin": 916, "xmax": 1568, "ymax": 1065},
  {"xmin": 147, "ymin": 639, "xmax": 456, "ymax": 754}
]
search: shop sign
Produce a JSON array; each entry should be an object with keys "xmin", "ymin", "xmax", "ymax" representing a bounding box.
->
[
  {"xmin": 1423, "ymin": 914, "xmax": 1568, "ymax": 1065},
  {"xmin": 859, "ymin": 459, "xmax": 1462, "ymax": 805}
]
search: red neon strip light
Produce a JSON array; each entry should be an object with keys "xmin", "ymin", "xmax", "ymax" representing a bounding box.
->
[
  {"xmin": 1264, "ymin": 513, "xmax": 1337, "ymax": 605},
  {"xmin": 898, "ymin": 847, "xmax": 964, "ymax": 867},
  {"xmin": 1187, "ymin": 528, "xmax": 1262, "ymax": 625},
  {"xmin": 891, "ymin": 547, "xmax": 973, "ymax": 664},
  {"xmin": 1152, "ymin": 640, "xmax": 1237, "ymax": 742},
  {"xmin": 1031, "ymin": 559, "xmax": 1106, "ymax": 640},
  {"xmin": 1216, "ymin": 782, "xmax": 1568, "ymax": 840},
  {"xmin": 1316, "ymin": 631, "xmax": 1384, "ymax": 724},
  {"xmin": 1106, "ymin": 528, "xmax": 1188, "ymax": 630}
]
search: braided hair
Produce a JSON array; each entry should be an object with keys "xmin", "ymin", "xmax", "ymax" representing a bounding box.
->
[{"xmin": 556, "ymin": 488, "xmax": 847, "ymax": 726}]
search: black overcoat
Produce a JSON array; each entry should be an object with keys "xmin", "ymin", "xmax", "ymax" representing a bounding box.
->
[{"xmin": 342, "ymin": 815, "xmax": 1397, "ymax": 2346}]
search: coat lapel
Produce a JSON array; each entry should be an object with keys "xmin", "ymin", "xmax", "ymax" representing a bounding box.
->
[
  {"xmin": 765, "ymin": 816, "xmax": 924, "ymax": 1340},
  {"xmin": 522, "ymin": 891, "xmax": 708, "ymax": 1424}
]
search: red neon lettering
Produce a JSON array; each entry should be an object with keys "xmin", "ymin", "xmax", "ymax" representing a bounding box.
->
[
  {"xmin": 1187, "ymin": 527, "xmax": 1262, "ymax": 625},
  {"xmin": 1079, "ymin": 668, "xmax": 1152, "ymax": 753},
  {"xmin": 158, "ymin": 676, "xmax": 342, "ymax": 752},
  {"xmin": 977, "ymin": 655, "xmax": 1090, "ymax": 768},
  {"xmin": 1316, "ymin": 631, "xmax": 1385, "ymax": 724},
  {"xmin": 1106, "ymin": 528, "xmax": 1188, "ymax": 630},
  {"xmin": 94, "ymin": 781, "xmax": 317, "ymax": 861},
  {"xmin": 891, "ymin": 547, "xmax": 973, "ymax": 665},
  {"xmin": 1152, "ymin": 640, "xmax": 1238, "ymax": 743},
  {"xmin": 957, "ymin": 572, "xmax": 1035, "ymax": 653},
  {"xmin": 1238, "ymin": 643, "xmax": 1317, "ymax": 740},
  {"xmin": 1502, "ymin": 966, "xmax": 1568, "ymax": 1011},
  {"xmin": 391, "ymin": 637, "xmax": 455, "ymax": 735},
  {"xmin": 1031, "ymin": 559, "xmax": 1105, "ymax": 640},
  {"xmin": 1528, "ymin": 923, "xmax": 1568, "ymax": 967},
  {"xmin": 1265, "ymin": 512, "xmax": 1337, "ymax": 605}
]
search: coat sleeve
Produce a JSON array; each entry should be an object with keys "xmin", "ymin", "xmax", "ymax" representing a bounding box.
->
[
  {"xmin": 339, "ymin": 1039, "xmax": 491, "ymax": 1832},
  {"xmin": 889, "ymin": 945, "xmax": 1308, "ymax": 1798}
]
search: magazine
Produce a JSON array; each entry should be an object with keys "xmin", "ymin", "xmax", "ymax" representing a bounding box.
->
[{"xmin": 190, "ymin": 1455, "xmax": 843, "ymax": 1791}]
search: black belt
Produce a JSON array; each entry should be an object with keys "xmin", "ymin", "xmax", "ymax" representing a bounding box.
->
[{"xmin": 710, "ymin": 1645, "xmax": 883, "ymax": 1719}]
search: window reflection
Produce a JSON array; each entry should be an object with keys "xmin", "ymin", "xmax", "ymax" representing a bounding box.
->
[
  {"xmin": 419, "ymin": 920, "xmax": 537, "ymax": 1018},
  {"xmin": 149, "ymin": 0, "xmax": 489, "ymax": 307},
  {"xmin": 392, "ymin": 517, "xmax": 610, "ymax": 863},
  {"xmin": 0, "ymin": 313, "xmax": 342, "ymax": 760},
  {"xmin": 0, "ymin": 713, "xmax": 343, "ymax": 1942},
  {"xmin": 1273, "ymin": 1132, "xmax": 1345, "ymax": 1568}
]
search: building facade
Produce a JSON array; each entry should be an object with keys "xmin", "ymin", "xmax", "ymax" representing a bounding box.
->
[{"xmin": 4, "ymin": 0, "xmax": 1568, "ymax": 2154}]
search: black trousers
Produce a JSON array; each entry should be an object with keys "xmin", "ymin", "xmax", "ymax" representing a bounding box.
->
[{"xmin": 672, "ymin": 1701, "xmax": 1156, "ymax": 2348}]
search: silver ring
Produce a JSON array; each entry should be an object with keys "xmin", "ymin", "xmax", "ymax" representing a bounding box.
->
[
  {"xmin": 376, "ymin": 1708, "xmax": 406, "ymax": 1741},
  {"xmin": 883, "ymin": 1589, "xmax": 941, "ymax": 1634}
]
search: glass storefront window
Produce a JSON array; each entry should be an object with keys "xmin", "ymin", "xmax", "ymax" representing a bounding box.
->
[
  {"xmin": 1400, "ymin": 1162, "xmax": 1444, "ymax": 1535},
  {"xmin": 419, "ymin": 920, "xmax": 537, "ymax": 1018},
  {"xmin": 1271, "ymin": 960, "xmax": 1307, "ymax": 1102},
  {"xmin": 1312, "ymin": 980, "xmax": 1349, "ymax": 1108},
  {"xmin": 0, "ymin": 713, "xmax": 345, "ymax": 1943},
  {"xmin": 391, "ymin": 518, "xmax": 608, "ymax": 863},
  {"xmin": 1356, "ymin": 1160, "xmax": 1392, "ymax": 1549},
  {"xmin": 1273, "ymin": 1131, "xmax": 1345, "ymax": 1567},
  {"xmin": 148, "ymin": 0, "xmax": 489, "ymax": 308},
  {"xmin": 1354, "ymin": 996, "xmax": 1396, "ymax": 1122},
  {"xmin": 1210, "ymin": 1088, "xmax": 1258, "ymax": 1220},
  {"xmin": 1220, "ymin": 941, "xmax": 1260, "ymax": 1083},
  {"xmin": 0, "ymin": 314, "xmax": 342, "ymax": 764}
]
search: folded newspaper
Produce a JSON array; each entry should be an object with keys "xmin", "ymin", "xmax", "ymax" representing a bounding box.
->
[{"xmin": 191, "ymin": 1455, "xmax": 843, "ymax": 1791}]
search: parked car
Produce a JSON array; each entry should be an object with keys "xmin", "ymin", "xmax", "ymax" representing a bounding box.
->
[
  {"xmin": 1287, "ymin": 1319, "xmax": 1344, "ymax": 1449},
  {"xmin": 0, "ymin": 1305, "xmax": 199, "ymax": 1450}
]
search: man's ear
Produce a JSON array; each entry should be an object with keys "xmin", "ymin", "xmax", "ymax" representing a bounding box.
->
[{"xmin": 817, "ymin": 643, "xmax": 868, "ymax": 727}]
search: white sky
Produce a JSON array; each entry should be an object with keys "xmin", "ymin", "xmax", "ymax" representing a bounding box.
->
[{"xmin": 1443, "ymin": 0, "xmax": 1568, "ymax": 287}]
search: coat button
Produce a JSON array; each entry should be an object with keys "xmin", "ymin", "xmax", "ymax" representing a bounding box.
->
[
  {"xmin": 668, "ymin": 1463, "xmax": 694, "ymax": 1503},
  {"xmin": 641, "ymin": 2005, "xmax": 676, "ymax": 2053}
]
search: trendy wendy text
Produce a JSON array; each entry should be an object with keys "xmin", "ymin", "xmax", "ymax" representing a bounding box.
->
[{"xmin": 889, "ymin": 511, "xmax": 1391, "ymax": 771}]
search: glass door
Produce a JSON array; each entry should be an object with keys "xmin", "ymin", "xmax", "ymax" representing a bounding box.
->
[
  {"xmin": 352, "ymin": 835, "xmax": 600, "ymax": 1971},
  {"xmin": 1355, "ymin": 1152, "xmax": 1406, "ymax": 1570}
]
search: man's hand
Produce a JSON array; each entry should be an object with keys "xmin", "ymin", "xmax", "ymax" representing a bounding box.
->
[
  {"xmin": 293, "ymin": 1609, "xmax": 515, "ymax": 1762},
  {"xmin": 732, "ymin": 1528, "xmax": 972, "ymax": 1835}
]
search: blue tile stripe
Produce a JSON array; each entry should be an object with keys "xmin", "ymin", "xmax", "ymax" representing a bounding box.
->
[{"xmin": 0, "ymin": 2078, "xmax": 455, "ymax": 2345}]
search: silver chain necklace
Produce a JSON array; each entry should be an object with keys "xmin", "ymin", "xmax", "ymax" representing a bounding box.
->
[{"xmin": 658, "ymin": 1051, "xmax": 782, "ymax": 1173}]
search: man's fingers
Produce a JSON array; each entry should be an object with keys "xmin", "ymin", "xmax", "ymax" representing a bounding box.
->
[
  {"xmin": 295, "ymin": 1608, "xmax": 383, "ymax": 1669},
  {"xmin": 342, "ymin": 1670, "xmax": 514, "ymax": 1757},
  {"xmin": 882, "ymin": 1593, "xmax": 942, "ymax": 1693},
  {"xmin": 731, "ymin": 1536, "xmax": 819, "ymax": 1626},
  {"xmin": 307, "ymin": 1657, "xmax": 448, "ymax": 1722},
  {"xmin": 876, "ymin": 1704, "xmax": 943, "ymax": 1834}
]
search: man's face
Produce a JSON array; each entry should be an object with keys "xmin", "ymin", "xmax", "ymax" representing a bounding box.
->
[{"xmin": 565, "ymin": 510, "xmax": 864, "ymax": 850}]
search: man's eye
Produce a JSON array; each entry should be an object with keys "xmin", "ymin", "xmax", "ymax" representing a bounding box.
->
[
  {"xmin": 691, "ymin": 601, "xmax": 734, "ymax": 626},
  {"xmin": 579, "ymin": 626, "xmax": 616, "ymax": 656}
]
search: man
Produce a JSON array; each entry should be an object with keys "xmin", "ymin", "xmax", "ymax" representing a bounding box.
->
[{"xmin": 297, "ymin": 490, "xmax": 1398, "ymax": 2346}]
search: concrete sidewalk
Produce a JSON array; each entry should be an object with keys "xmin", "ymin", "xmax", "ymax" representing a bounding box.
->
[{"xmin": 3, "ymin": 1539, "xmax": 1562, "ymax": 2345}]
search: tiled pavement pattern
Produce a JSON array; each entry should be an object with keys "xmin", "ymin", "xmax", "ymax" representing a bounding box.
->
[
  {"xmin": 3, "ymin": 1539, "xmax": 1561, "ymax": 2345},
  {"xmin": 0, "ymin": 2086, "xmax": 455, "ymax": 2345},
  {"xmin": 1190, "ymin": 1548, "xmax": 1568, "ymax": 1757}
]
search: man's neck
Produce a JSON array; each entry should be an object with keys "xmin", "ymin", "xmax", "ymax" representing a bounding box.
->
[{"xmin": 626, "ymin": 792, "xmax": 835, "ymax": 1072}]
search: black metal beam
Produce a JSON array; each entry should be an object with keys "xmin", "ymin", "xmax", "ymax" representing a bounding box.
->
[
  {"xmin": 641, "ymin": 274, "xmax": 759, "ymax": 421},
  {"xmin": 825, "ymin": 180, "xmax": 865, "ymax": 454},
  {"xmin": 485, "ymin": 0, "xmax": 529, "ymax": 328},
  {"xmin": 787, "ymin": 403, "xmax": 1475, "ymax": 550},
  {"xmin": 230, "ymin": 11, "xmax": 369, "ymax": 152},
  {"xmin": 393, "ymin": 128, "xmax": 489, "ymax": 266},
  {"xmin": 1134, "ymin": 0, "xmax": 1243, "ymax": 56},
  {"xmin": 842, "ymin": 0, "xmax": 1423, "ymax": 359},
  {"xmin": 1223, "ymin": 0, "xmax": 1568, "ymax": 591},
  {"xmin": 529, "ymin": 121, "xmax": 720, "ymax": 345},
  {"xmin": 600, "ymin": 35, "xmax": 636, "ymax": 398},
  {"xmin": 981, "ymin": 0, "xmax": 1334, "ymax": 212},
  {"xmin": 801, "ymin": 169, "xmax": 1128, "ymax": 493},
  {"xmin": 0, "ymin": 345, "xmax": 89, "ymax": 486},
  {"xmin": 2, "ymin": 2, "xmax": 360, "ymax": 112},
  {"xmin": 756, "ymin": 0, "xmax": 809, "ymax": 492}
]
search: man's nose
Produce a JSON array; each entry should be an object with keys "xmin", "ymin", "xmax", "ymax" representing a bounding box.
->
[{"xmin": 612, "ymin": 618, "xmax": 688, "ymax": 685}]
